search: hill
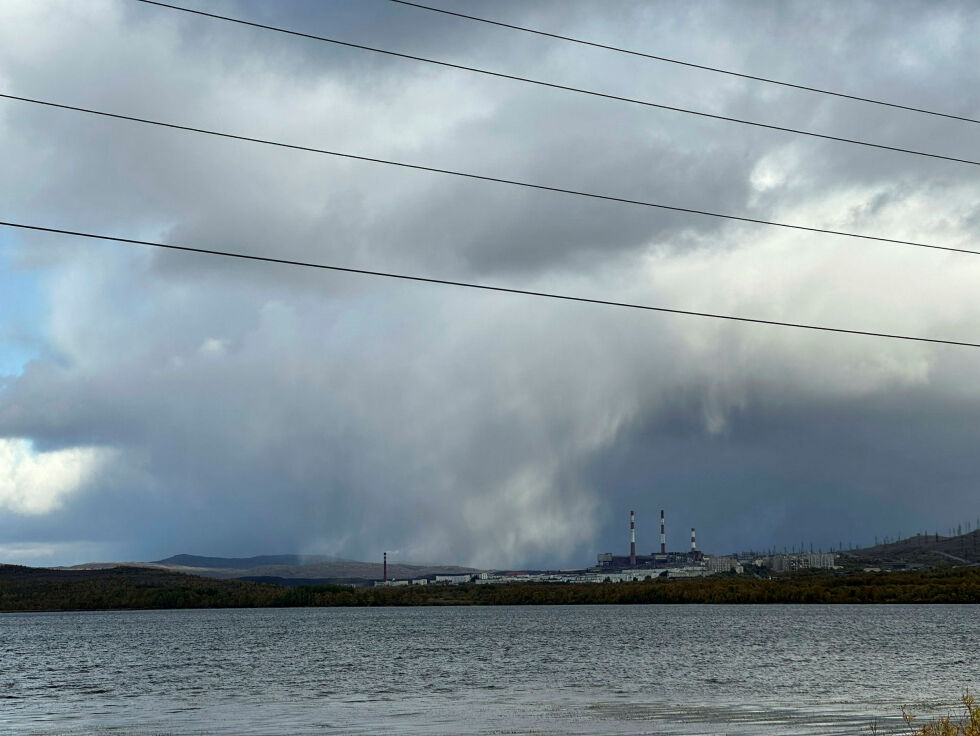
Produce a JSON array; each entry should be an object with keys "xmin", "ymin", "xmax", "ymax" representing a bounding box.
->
[
  {"xmin": 64, "ymin": 554, "xmax": 481, "ymax": 585},
  {"xmin": 0, "ymin": 564, "xmax": 283, "ymax": 611},
  {"xmin": 841, "ymin": 530, "xmax": 980, "ymax": 568},
  {"xmin": 153, "ymin": 554, "xmax": 343, "ymax": 569}
]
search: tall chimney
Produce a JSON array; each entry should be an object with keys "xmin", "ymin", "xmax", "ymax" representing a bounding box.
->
[
  {"xmin": 691, "ymin": 527, "xmax": 696, "ymax": 552},
  {"xmin": 383, "ymin": 551, "xmax": 387, "ymax": 583},
  {"xmin": 630, "ymin": 510, "xmax": 636, "ymax": 567},
  {"xmin": 660, "ymin": 509, "xmax": 666, "ymax": 554}
]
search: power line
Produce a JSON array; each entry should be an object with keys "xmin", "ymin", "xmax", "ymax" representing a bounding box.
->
[
  {"xmin": 2, "ymin": 93, "xmax": 976, "ymax": 260},
  {"xmin": 389, "ymin": 0, "xmax": 980, "ymax": 127},
  {"xmin": 3, "ymin": 220, "xmax": 978, "ymax": 349},
  {"xmin": 134, "ymin": 0, "xmax": 979, "ymax": 168}
]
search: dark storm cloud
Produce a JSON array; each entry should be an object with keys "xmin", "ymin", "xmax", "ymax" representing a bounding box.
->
[
  {"xmin": 586, "ymin": 381, "xmax": 980, "ymax": 557},
  {"xmin": 1, "ymin": 0, "xmax": 979, "ymax": 567}
]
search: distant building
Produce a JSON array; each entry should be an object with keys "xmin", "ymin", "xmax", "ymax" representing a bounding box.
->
[
  {"xmin": 765, "ymin": 553, "xmax": 835, "ymax": 571},
  {"xmin": 596, "ymin": 551, "xmax": 701, "ymax": 569},
  {"xmin": 434, "ymin": 573, "xmax": 473, "ymax": 584},
  {"xmin": 704, "ymin": 556, "xmax": 743, "ymax": 574}
]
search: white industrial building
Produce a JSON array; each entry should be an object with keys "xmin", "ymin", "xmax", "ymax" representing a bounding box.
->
[{"xmin": 434, "ymin": 573, "xmax": 473, "ymax": 584}]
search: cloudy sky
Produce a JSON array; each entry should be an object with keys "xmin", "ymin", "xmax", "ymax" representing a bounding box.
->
[{"xmin": 1, "ymin": 0, "xmax": 979, "ymax": 569}]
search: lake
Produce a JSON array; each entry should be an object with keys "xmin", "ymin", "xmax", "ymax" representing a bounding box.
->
[{"xmin": 1, "ymin": 604, "xmax": 977, "ymax": 735}]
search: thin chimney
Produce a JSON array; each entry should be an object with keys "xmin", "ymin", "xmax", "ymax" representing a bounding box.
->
[
  {"xmin": 660, "ymin": 509, "xmax": 666, "ymax": 554},
  {"xmin": 630, "ymin": 510, "xmax": 636, "ymax": 567}
]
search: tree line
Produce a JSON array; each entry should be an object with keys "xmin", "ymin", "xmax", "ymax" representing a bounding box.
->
[{"xmin": 2, "ymin": 564, "xmax": 979, "ymax": 611}]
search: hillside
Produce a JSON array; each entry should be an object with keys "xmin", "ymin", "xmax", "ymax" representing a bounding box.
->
[
  {"xmin": 154, "ymin": 554, "xmax": 343, "ymax": 569},
  {"xmin": 841, "ymin": 530, "xmax": 980, "ymax": 568},
  {"xmin": 0, "ymin": 564, "xmax": 283, "ymax": 611},
  {"xmin": 64, "ymin": 554, "xmax": 480, "ymax": 584}
]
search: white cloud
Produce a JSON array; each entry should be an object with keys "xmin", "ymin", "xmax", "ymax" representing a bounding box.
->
[
  {"xmin": 199, "ymin": 337, "xmax": 228, "ymax": 357},
  {"xmin": 0, "ymin": 438, "xmax": 110, "ymax": 514}
]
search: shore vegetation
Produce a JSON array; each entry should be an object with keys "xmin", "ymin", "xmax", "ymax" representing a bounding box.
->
[
  {"xmin": 874, "ymin": 695, "xmax": 980, "ymax": 736},
  {"xmin": 2, "ymin": 564, "xmax": 979, "ymax": 611}
]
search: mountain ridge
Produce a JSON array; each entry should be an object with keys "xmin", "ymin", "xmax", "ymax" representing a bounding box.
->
[
  {"xmin": 153, "ymin": 554, "xmax": 347, "ymax": 569},
  {"xmin": 62, "ymin": 553, "xmax": 481, "ymax": 582}
]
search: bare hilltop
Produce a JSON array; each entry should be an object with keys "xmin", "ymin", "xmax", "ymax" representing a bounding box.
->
[{"xmin": 61, "ymin": 553, "xmax": 480, "ymax": 586}]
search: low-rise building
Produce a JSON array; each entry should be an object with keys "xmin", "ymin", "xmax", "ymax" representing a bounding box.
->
[
  {"xmin": 764, "ymin": 553, "xmax": 836, "ymax": 571},
  {"xmin": 434, "ymin": 573, "xmax": 473, "ymax": 584},
  {"xmin": 705, "ymin": 556, "xmax": 743, "ymax": 574}
]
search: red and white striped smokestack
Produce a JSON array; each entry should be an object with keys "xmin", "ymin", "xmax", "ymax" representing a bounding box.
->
[
  {"xmin": 383, "ymin": 551, "xmax": 387, "ymax": 582},
  {"xmin": 691, "ymin": 527, "xmax": 696, "ymax": 552},
  {"xmin": 660, "ymin": 509, "xmax": 666, "ymax": 554},
  {"xmin": 629, "ymin": 510, "xmax": 636, "ymax": 567}
]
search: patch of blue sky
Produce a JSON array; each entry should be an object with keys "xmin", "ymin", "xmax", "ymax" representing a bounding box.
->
[{"xmin": 0, "ymin": 228, "xmax": 45, "ymax": 377}]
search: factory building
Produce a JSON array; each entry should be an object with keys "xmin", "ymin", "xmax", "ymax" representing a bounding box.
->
[
  {"xmin": 597, "ymin": 511, "xmax": 703, "ymax": 569},
  {"xmin": 434, "ymin": 573, "xmax": 474, "ymax": 584},
  {"xmin": 596, "ymin": 553, "xmax": 670, "ymax": 568}
]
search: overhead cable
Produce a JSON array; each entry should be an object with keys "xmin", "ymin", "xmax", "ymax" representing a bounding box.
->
[
  {"xmin": 389, "ymin": 0, "xmax": 980, "ymax": 127},
  {"xmin": 2, "ymin": 93, "xmax": 976, "ymax": 259},
  {"xmin": 3, "ymin": 220, "xmax": 978, "ymax": 349},
  {"xmin": 133, "ymin": 0, "xmax": 979, "ymax": 168}
]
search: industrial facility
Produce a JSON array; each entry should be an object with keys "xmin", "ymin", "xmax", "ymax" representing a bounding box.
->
[
  {"xmin": 375, "ymin": 509, "xmax": 836, "ymax": 586},
  {"xmin": 593, "ymin": 510, "xmax": 835, "ymax": 579},
  {"xmin": 596, "ymin": 509, "xmax": 704, "ymax": 570}
]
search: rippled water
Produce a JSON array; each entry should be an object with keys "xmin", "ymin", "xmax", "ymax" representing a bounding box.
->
[{"xmin": 1, "ymin": 605, "xmax": 978, "ymax": 735}]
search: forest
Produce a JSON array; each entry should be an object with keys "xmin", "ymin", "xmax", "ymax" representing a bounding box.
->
[{"xmin": 2, "ymin": 564, "xmax": 979, "ymax": 611}]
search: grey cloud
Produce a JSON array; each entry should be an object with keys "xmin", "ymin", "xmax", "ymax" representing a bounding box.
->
[{"xmin": 1, "ymin": 0, "xmax": 979, "ymax": 568}]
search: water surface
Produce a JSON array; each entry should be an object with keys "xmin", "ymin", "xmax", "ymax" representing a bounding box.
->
[{"xmin": 1, "ymin": 604, "xmax": 977, "ymax": 735}]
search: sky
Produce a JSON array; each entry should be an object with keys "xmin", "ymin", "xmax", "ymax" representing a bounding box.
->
[{"xmin": 1, "ymin": 0, "xmax": 979, "ymax": 569}]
